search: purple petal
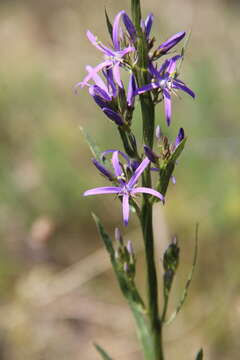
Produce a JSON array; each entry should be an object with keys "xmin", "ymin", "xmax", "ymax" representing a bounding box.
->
[
  {"xmin": 102, "ymin": 107, "xmax": 124, "ymax": 126},
  {"xmin": 83, "ymin": 186, "xmax": 120, "ymax": 196},
  {"xmin": 111, "ymin": 151, "xmax": 124, "ymax": 178},
  {"xmin": 175, "ymin": 127, "xmax": 185, "ymax": 147},
  {"xmin": 77, "ymin": 60, "xmax": 112, "ymax": 89},
  {"xmin": 135, "ymin": 82, "xmax": 159, "ymax": 95},
  {"xmin": 166, "ymin": 55, "xmax": 181, "ymax": 75},
  {"xmin": 171, "ymin": 176, "xmax": 176, "ymax": 185},
  {"xmin": 163, "ymin": 89, "xmax": 171, "ymax": 126},
  {"xmin": 145, "ymin": 13, "xmax": 154, "ymax": 39},
  {"xmin": 122, "ymin": 12, "xmax": 136, "ymax": 42},
  {"xmin": 85, "ymin": 66, "xmax": 109, "ymax": 93},
  {"xmin": 172, "ymin": 80, "xmax": 195, "ymax": 98},
  {"xmin": 102, "ymin": 68, "xmax": 118, "ymax": 98},
  {"xmin": 92, "ymin": 159, "xmax": 114, "ymax": 180},
  {"xmin": 113, "ymin": 62, "xmax": 122, "ymax": 88},
  {"xmin": 131, "ymin": 187, "xmax": 164, "ymax": 202},
  {"xmin": 122, "ymin": 194, "xmax": 130, "ymax": 226},
  {"xmin": 117, "ymin": 45, "xmax": 135, "ymax": 57},
  {"xmin": 86, "ymin": 30, "xmax": 115, "ymax": 56},
  {"xmin": 158, "ymin": 31, "xmax": 185, "ymax": 54},
  {"xmin": 127, "ymin": 73, "xmax": 136, "ymax": 107},
  {"xmin": 101, "ymin": 150, "xmax": 130, "ymax": 166},
  {"xmin": 128, "ymin": 157, "xmax": 150, "ymax": 188},
  {"xmin": 112, "ymin": 10, "xmax": 125, "ymax": 51},
  {"xmin": 89, "ymin": 85, "xmax": 112, "ymax": 101}
]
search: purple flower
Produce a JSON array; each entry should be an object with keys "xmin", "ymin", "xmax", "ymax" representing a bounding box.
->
[
  {"xmin": 157, "ymin": 31, "xmax": 185, "ymax": 55},
  {"xmin": 77, "ymin": 11, "xmax": 135, "ymax": 89},
  {"xmin": 136, "ymin": 55, "xmax": 195, "ymax": 125},
  {"xmin": 84, "ymin": 151, "xmax": 164, "ymax": 226}
]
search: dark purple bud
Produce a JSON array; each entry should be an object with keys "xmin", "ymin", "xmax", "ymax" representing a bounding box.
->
[
  {"xmin": 102, "ymin": 107, "xmax": 124, "ymax": 126},
  {"xmin": 92, "ymin": 158, "xmax": 114, "ymax": 180},
  {"xmin": 89, "ymin": 85, "xmax": 112, "ymax": 101},
  {"xmin": 127, "ymin": 73, "xmax": 137, "ymax": 107},
  {"xmin": 102, "ymin": 68, "xmax": 118, "ymax": 98},
  {"xmin": 89, "ymin": 86, "xmax": 107, "ymax": 109},
  {"xmin": 144, "ymin": 13, "xmax": 154, "ymax": 40},
  {"xmin": 144, "ymin": 145, "xmax": 159, "ymax": 164},
  {"xmin": 122, "ymin": 13, "xmax": 136, "ymax": 42},
  {"xmin": 158, "ymin": 31, "xmax": 185, "ymax": 54},
  {"xmin": 175, "ymin": 128, "xmax": 185, "ymax": 148}
]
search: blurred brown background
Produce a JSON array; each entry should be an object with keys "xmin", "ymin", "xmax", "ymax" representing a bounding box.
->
[{"xmin": 0, "ymin": 0, "xmax": 240, "ymax": 359}]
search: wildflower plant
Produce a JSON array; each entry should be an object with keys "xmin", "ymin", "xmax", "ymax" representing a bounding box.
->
[{"xmin": 77, "ymin": 0, "xmax": 202, "ymax": 359}]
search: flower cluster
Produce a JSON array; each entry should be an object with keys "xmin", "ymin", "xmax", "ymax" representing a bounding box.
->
[{"xmin": 79, "ymin": 10, "xmax": 195, "ymax": 226}]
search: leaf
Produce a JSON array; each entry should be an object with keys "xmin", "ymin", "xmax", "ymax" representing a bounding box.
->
[
  {"xmin": 80, "ymin": 126, "xmax": 103, "ymax": 161},
  {"xmin": 165, "ymin": 224, "xmax": 199, "ymax": 325},
  {"xmin": 196, "ymin": 348, "xmax": 203, "ymax": 360},
  {"xmin": 94, "ymin": 343, "xmax": 113, "ymax": 360},
  {"xmin": 92, "ymin": 213, "xmax": 156, "ymax": 360},
  {"xmin": 105, "ymin": 9, "xmax": 113, "ymax": 40}
]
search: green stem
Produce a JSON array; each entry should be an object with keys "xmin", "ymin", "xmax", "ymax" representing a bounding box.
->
[{"xmin": 131, "ymin": 1, "xmax": 164, "ymax": 358}]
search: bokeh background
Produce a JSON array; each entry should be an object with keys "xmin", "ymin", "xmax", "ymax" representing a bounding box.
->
[{"xmin": 0, "ymin": 0, "xmax": 240, "ymax": 359}]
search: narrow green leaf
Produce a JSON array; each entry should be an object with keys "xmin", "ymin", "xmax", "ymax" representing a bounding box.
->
[
  {"xmin": 92, "ymin": 213, "xmax": 155, "ymax": 360},
  {"xmin": 94, "ymin": 343, "xmax": 113, "ymax": 360},
  {"xmin": 80, "ymin": 126, "xmax": 102, "ymax": 161},
  {"xmin": 196, "ymin": 348, "xmax": 203, "ymax": 360},
  {"xmin": 165, "ymin": 224, "xmax": 199, "ymax": 325},
  {"xmin": 105, "ymin": 9, "xmax": 113, "ymax": 40}
]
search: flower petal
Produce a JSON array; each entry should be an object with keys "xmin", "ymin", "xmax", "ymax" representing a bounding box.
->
[
  {"xmin": 172, "ymin": 80, "xmax": 195, "ymax": 98},
  {"xmin": 128, "ymin": 157, "xmax": 150, "ymax": 188},
  {"xmin": 111, "ymin": 151, "xmax": 124, "ymax": 179},
  {"xmin": 86, "ymin": 30, "xmax": 115, "ymax": 56},
  {"xmin": 86, "ymin": 66, "xmax": 109, "ymax": 94},
  {"xmin": 113, "ymin": 62, "xmax": 122, "ymax": 88},
  {"xmin": 77, "ymin": 60, "xmax": 112, "ymax": 89},
  {"xmin": 135, "ymin": 82, "xmax": 159, "ymax": 95},
  {"xmin": 92, "ymin": 159, "xmax": 114, "ymax": 180},
  {"xmin": 163, "ymin": 89, "xmax": 171, "ymax": 126},
  {"xmin": 166, "ymin": 55, "xmax": 181, "ymax": 75},
  {"xmin": 83, "ymin": 186, "xmax": 120, "ymax": 196},
  {"xmin": 112, "ymin": 10, "xmax": 125, "ymax": 50},
  {"xmin": 122, "ymin": 12, "xmax": 136, "ymax": 42},
  {"xmin": 122, "ymin": 194, "xmax": 130, "ymax": 226},
  {"xmin": 131, "ymin": 187, "xmax": 164, "ymax": 202}
]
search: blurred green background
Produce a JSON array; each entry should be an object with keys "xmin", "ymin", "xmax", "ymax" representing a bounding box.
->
[{"xmin": 0, "ymin": 0, "xmax": 240, "ymax": 359}]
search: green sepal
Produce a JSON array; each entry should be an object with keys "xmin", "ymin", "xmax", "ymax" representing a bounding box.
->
[
  {"xmin": 92, "ymin": 213, "xmax": 156, "ymax": 360},
  {"xmin": 105, "ymin": 9, "xmax": 113, "ymax": 40},
  {"xmin": 94, "ymin": 343, "xmax": 113, "ymax": 360},
  {"xmin": 195, "ymin": 348, "xmax": 203, "ymax": 360},
  {"xmin": 165, "ymin": 224, "xmax": 199, "ymax": 325}
]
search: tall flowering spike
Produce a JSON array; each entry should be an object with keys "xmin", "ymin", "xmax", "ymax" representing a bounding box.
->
[
  {"xmin": 157, "ymin": 31, "xmax": 186, "ymax": 55},
  {"xmin": 135, "ymin": 55, "xmax": 195, "ymax": 125},
  {"xmin": 83, "ymin": 151, "xmax": 164, "ymax": 226}
]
